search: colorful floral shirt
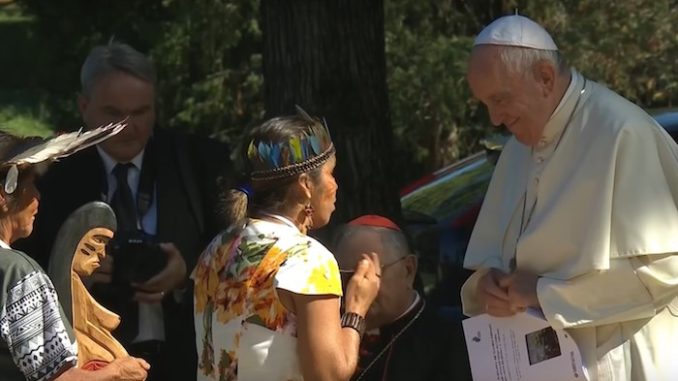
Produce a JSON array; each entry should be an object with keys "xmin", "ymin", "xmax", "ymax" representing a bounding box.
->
[{"xmin": 192, "ymin": 218, "xmax": 342, "ymax": 381}]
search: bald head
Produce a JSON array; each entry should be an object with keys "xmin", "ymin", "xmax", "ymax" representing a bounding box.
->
[
  {"xmin": 334, "ymin": 223, "xmax": 418, "ymax": 329},
  {"xmin": 334, "ymin": 224, "xmax": 410, "ymax": 263}
]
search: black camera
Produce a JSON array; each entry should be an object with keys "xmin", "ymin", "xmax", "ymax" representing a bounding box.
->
[{"xmin": 107, "ymin": 230, "xmax": 167, "ymax": 287}]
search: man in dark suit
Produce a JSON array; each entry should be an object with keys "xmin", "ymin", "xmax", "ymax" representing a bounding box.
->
[
  {"xmin": 17, "ymin": 41, "xmax": 230, "ymax": 381},
  {"xmin": 334, "ymin": 215, "xmax": 472, "ymax": 381}
]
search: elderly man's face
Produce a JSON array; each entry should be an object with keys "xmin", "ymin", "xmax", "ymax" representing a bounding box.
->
[
  {"xmin": 78, "ymin": 70, "xmax": 156, "ymax": 163},
  {"xmin": 335, "ymin": 228, "xmax": 417, "ymax": 330},
  {"xmin": 467, "ymin": 45, "xmax": 556, "ymax": 147}
]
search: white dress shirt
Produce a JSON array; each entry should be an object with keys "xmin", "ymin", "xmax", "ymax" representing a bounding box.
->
[{"xmin": 97, "ymin": 146, "xmax": 165, "ymax": 343}]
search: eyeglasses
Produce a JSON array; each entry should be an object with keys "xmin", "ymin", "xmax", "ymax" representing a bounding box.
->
[{"xmin": 338, "ymin": 255, "xmax": 408, "ymax": 279}]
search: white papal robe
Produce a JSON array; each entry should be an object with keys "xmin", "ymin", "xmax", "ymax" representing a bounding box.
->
[{"xmin": 461, "ymin": 70, "xmax": 678, "ymax": 381}]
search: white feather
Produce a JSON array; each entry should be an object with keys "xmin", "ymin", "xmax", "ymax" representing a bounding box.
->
[{"xmin": 3, "ymin": 121, "xmax": 126, "ymax": 165}]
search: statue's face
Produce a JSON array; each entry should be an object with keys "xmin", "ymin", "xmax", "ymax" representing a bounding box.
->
[{"xmin": 72, "ymin": 227, "xmax": 114, "ymax": 276}]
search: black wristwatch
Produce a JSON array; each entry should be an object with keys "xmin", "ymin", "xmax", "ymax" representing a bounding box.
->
[{"xmin": 341, "ymin": 312, "xmax": 366, "ymax": 336}]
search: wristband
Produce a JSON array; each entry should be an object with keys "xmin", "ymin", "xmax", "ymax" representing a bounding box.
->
[{"xmin": 341, "ymin": 312, "xmax": 366, "ymax": 336}]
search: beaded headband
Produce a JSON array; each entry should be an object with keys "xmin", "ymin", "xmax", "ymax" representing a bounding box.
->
[{"xmin": 246, "ymin": 108, "xmax": 334, "ymax": 181}]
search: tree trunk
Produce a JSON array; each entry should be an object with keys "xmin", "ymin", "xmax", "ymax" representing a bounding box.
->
[{"xmin": 261, "ymin": 0, "xmax": 401, "ymax": 228}]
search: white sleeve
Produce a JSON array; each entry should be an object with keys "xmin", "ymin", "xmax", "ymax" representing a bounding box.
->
[
  {"xmin": 461, "ymin": 256, "xmax": 504, "ymax": 316},
  {"xmin": 275, "ymin": 239, "xmax": 343, "ymax": 297},
  {"xmin": 461, "ymin": 268, "xmax": 490, "ymax": 316},
  {"xmin": 538, "ymin": 253, "xmax": 678, "ymax": 329}
]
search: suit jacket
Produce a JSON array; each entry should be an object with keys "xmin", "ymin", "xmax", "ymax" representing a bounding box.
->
[
  {"xmin": 355, "ymin": 298, "xmax": 471, "ymax": 381},
  {"xmin": 17, "ymin": 129, "xmax": 231, "ymax": 381}
]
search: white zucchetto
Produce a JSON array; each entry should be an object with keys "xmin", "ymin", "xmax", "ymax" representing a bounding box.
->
[{"xmin": 474, "ymin": 15, "xmax": 558, "ymax": 51}]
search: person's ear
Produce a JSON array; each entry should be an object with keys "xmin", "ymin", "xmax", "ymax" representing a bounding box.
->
[
  {"xmin": 0, "ymin": 190, "xmax": 9, "ymax": 214},
  {"xmin": 77, "ymin": 93, "xmax": 89, "ymax": 118},
  {"xmin": 533, "ymin": 60, "xmax": 557, "ymax": 97},
  {"xmin": 403, "ymin": 254, "xmax": 418, "ymax": 284},
  {"xmin": 297, "ymin": 173, "xmax": 313, "ymax": 199}
]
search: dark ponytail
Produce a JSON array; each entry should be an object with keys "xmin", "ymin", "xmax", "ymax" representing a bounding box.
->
[{"xmin": 221, "ymin": 185, "xmax": 250, "ymax": 231}]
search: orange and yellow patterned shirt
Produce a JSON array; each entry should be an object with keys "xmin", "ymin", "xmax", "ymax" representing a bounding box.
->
[{"xmin": 192, "ymin": 218, "xmax": 342, "ymax": 381}]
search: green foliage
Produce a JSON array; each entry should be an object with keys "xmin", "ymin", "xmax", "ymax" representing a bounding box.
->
[
  {"xmin": 0, "ymin": 113, "xmax": 52, "ymax": 138},
  {"xmin": 0, "ymin": 89, "xmax": 54, "ymax": 137},
  {"xmin": 385, "ymin": 0, "xmax": 676, "ymax": 180},
  {"xmin": 0, "ymin": 4, "xmax": 27, "ymax": 22},
  {"xmin": 16, "ymin": 0, "xmax": 263, "ymax": 145},
  {"xmin": 0, "ymin": 5, "xmax": 42, "ymax": 90},
  {"xmin": 511, "ymin": 0, "xmax": 677, "ymax": 107},
  {"xmin": 3, "ymin": 0, "xmax": 676, "ymax": 185},
  {"xmin": 385, "ymin": 1, "xmax": 495, "ymax": 181},
  {"xmin": 150, "ymin": 0, "xmax": 263, "ymax": 145}
]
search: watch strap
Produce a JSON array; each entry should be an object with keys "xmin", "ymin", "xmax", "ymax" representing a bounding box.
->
[{"xmin": 341, "ymin": 312, "xmax": 366, "ymax": 336}]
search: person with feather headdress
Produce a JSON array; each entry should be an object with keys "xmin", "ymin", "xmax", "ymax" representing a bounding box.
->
[
  {"xmin": 0, "ymin": 124, "xmax": 150, "ymax": 380},
  {"xmin": 192, "ymin": 109, "xmax": 381, "ymax": 381}
]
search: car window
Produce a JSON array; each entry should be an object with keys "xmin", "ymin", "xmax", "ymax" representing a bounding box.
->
[
  {"xmin": 401, "ymin": 153, "xmax": 494, "ymax": 221},
  {"xmin": 653, "ymin": 111, "xmax": 678, "ymax": 141}
]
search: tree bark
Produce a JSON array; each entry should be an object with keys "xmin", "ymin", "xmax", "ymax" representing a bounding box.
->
[{"xmin": 261, "ymin": 0, "xmax": 401, "ymax": 227}]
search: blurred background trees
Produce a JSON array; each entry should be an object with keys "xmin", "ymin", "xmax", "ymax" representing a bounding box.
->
[
  {"xmin": 261, "ymin": 0, "xmax": 401, "ymax": 222},
  {"xmin": 10, "ymin": 0, "xmax": 263, "ymax": 148},
  {"xmin": 1, "ymin": 0, "xmax": 676, "ymax": 199},
  {"xmin": 385, "ymin": 0, "xmax": 676, "ymax": 173}
]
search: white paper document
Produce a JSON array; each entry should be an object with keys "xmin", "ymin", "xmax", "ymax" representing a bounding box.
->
[{"xmin": 462, "ymin": 309, "xmax": 586, "ymax": 381}]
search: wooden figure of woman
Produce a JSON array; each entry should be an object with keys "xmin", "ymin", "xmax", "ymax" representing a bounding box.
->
[{"xmin": 48, "ymin": 201, "xmax": 128, "ymax": 369}]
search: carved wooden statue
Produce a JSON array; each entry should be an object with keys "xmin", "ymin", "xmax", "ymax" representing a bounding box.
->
[{"xmin": 48, "ymin": 201, "xmax": 128, "ymax": 369}]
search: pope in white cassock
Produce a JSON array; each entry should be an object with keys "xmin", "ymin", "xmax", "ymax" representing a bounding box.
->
[{"xmin": 460, "ymin": 14, "xmax": 678, "ymax": 381}]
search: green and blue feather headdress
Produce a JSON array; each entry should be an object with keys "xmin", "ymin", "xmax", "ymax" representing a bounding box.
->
[{"xmin": 246, "ymin": 108, "xmax": 335, "ymax": 181}]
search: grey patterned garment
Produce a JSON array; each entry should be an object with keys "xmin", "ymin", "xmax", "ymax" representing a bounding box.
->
[{"xmin": 0, "ymin": 248, "xmax": 77, "ymax": 381}]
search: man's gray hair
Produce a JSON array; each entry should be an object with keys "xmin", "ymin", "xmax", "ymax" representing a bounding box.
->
[
  {"xmin": 80, "ymin": 41, "xmax": 156, "ymax": 97},
  {"xmin": 497, "ymin": 46, "xmax": 568, "ymax": 78}
]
